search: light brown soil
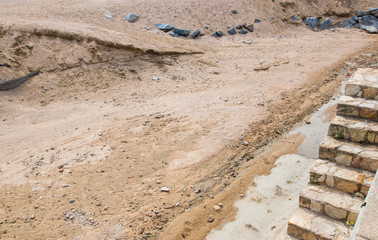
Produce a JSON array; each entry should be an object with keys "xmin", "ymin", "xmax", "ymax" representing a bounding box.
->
[{"xmin": 0, "ymin": 0, "xmax": 377, "ymax": 239}]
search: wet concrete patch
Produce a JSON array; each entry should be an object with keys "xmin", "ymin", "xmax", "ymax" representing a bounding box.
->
[{"xmin": 207, "ymin": 154, "xmax": 315, "ymax": 240}]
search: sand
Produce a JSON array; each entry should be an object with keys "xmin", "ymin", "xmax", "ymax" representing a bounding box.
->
[{"xmin": 0, "ymin": 0, "xmax": 377, "ymax": 239}]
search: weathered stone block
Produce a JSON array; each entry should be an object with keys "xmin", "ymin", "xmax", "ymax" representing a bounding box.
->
[{"xmin": 324, "ymin": 204, "xmax": 347, "ymax": 220}]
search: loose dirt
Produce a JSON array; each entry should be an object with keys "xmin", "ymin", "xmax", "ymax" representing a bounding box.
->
[{"xmin": 0, "ymin": 0, "xmax": 377, "ymax": 239}]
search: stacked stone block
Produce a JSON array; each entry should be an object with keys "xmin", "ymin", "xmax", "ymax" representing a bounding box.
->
[{"xmin": 287, "ymin": 68, "xmax": 378, "ymax": 239}]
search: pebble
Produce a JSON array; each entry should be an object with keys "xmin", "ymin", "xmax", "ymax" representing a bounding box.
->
[
  {"xmin": 173, "ymin": 28, "xmax": 190, "ymax": 36},
  {"xmin": 125, "ymin": 13, "xmax": 139, "ymax": 23},
  {"xmin": 161, "ymin": 187, "xmax": 170, "ymax": 192},
  {"xmin": 207, "ymin": 215, "xmax": 215, "ymax": 222},
  {"xmin": 214, "ymin": 205, "xmax": 220, "ymax": 211},
  {"xmin": 243, "ymin": 40, "xmax": 253, "ymax": 44},
  {"xmin": 238, "ymin": 29, "xmax": 248, "ymax": 34},
  {"xmin": 154, "ymin": 23, "xmax": 174, "ymax": 32},
  {"xmin": 195, "ymin": 188, "xmax": 201, "ymax": 193},
  {"xmin": 30, "ymin": 215, "xmax": 35, "ymax": 220},
  {"xmin": 254, "ymin": 19, "xmax": 261, "ymax": 23},
  {"xmin": 152, "ymin": 76, "xmax": 159, "ymax": 81},
  {"xmin": 231, "ymin": 10, "xmax": 238, "ymax": 14},
  {"xmin": 211, "ymin": 31, "xmax": 224, "ymax": 37},
  {"xmin": 304, "ymin": 17, "xmax": 318, "ymax": 30},
  {"xmin": 236, "ymin": 24, "xmax": 243, "ymax": 29},
  {"xmin": 189, "ymin": 29, "xmax": 201, "ymax": 39},
  {"xmin": 319, "ymin": 18, "xmax": 333, "ymax": 30},
  {"xmin": 227, "ymin": 27, "xmax": 237, "ymax": 35},
  {"xmin": 104, "ymin": 206, "xmax": 108, "ymax": 210},
  {"xmin": 104, "ymin": 10, "xmax": 112, "ymax": 19},
  {"xmin": 218, "ymin": 203, "xmax": 223, "ymax": 207},
  {"xmin": 69, "ymin": 199, "xmax": 75, "ymax": 203}
]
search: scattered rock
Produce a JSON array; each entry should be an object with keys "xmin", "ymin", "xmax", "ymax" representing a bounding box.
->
[
  {"xmin": 173, "ymin": 28, "xmax": 190, "ymax": 36},
  {"xmin": 236, "ymin": 24, "xmax": 243, "ymax": 29},
  {"xmin": 231, "ymin": 10, "xmax": 238, "ymax": 14},
  {"xmin": 243, "ymin": 24, "xmax": 254, "ymax": 32},
  {"xmin": 125, "ymin": 13, "xmax": 139, "ymax": 23},
  {"xmin": 243, "ymin": 40, "xmax": 253, "ymax": 44},
  {"xmin": 254, "ymin": 63, "xmax": 270, "ymax": 71},
  {"xmin": 104, "ymin": 206, "xmax": 108, "ymax": 210},
  {"xmin": 227, "ymin": 27, "xmax": 237, "ymax": 35},
  {"xmin": 57, "ymin": 164, "xmax": 64, "ymax": 169},
  {"xmin": 218, "ymin": 203, "xmax": 223, "ymax": 207},
  {"xmin": 338, "ymin": 19, "xmax": 352, "ymax": 28},
  {"xmin": 319, "ymin": 18, "xmax": 332, "ymax": 30},
  {"xmin": 195, "ymin": 188, "xmax": 201, "ymax": 193},
  {"xmin": 359, "ymin": 15, "xmax": 378, "ymax": 29},
  {"xmin": 238, "ymin": 29, "xmax": 248, "ymax": 34},
  {"xmin": 254, "ymin": 19, "xmax": 261, "ymax": 23},
  {"xmin": 189, "ymin": 29, "xmax": 200, "ymax": 39},
  {"xmin": 291, "ymin": 15, "xmax": 299, "ymax": 21},
  {"xmin": 168, "ymin": 31, "xmax": 180, "ymax": 37},
  {"xmin": 365, "ymin": 25, "xmax": 378, "ymax": 33},
  {"xmin": 304, "ymin": 17, "xmax": 318, "ymax": 30},
  {"xmin": 211, "ymin": 31, "xmax": 224, "ymax": 37},
  {"xmin": 154, "ymin": 23, "xmax": 174, "ymax": 32},
  {"xmin": 144, "ymin": 26, "xmax": 150, "ymax": 30},
  {"xmin": 214, "ymin": 205, "xmax": 220, "ymax": 211},
  {"xmin": 104, "ymin": 10, "xmax": 112, "ymax": 19},
  {"xmin": 69, "ymin": 199, "xmax": 75, "ymax": 203},
  {"xmin": 30, "ymin": 215, "xmax": 35, "ymax": 220},
  {"xmin": 245, "ymin": 224, "xmax": 258, "ymax": 231},
  {"xmin": 152, "ymin": 76, "xmax": 159, "ymax": 81},
  {"xmin": 207, "ymin": 215, "xmax": 215, "ymax": 222},
  {"xmin": 161, "ymin": 187, "xmax": 170, "ymax": 192}
]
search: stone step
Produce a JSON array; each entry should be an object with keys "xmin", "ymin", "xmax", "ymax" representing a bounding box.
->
[
  {"xmin": 345, "ymin": 68, "xmax": 378, "ymax": 100},
  {"xmin": 287, "ymin": 207, "xmax": 351, "ymax": 240},
  {"xmin": 319, "ymin": 136, "xmax": 378, "ymax": 173},
  {"xmin": 337, "ymin": 95, "xmax": 378, "ymax": 121},
  {"xmin": 328, "ymin": 115, "xmax": 378, "ymax": 144},
  {"xmin": 310, "ymin": 159, "xmax": 373, "ymax": 197},
  {"xmin": 299, "ymin": 184, "xmax": 362, "ymax": 222}
]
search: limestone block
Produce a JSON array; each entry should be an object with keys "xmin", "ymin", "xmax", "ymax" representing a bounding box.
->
[
  {"xmin": 335, "ymin": 154, "xmax": 353, "ymax": 166},
  {"xmin": 324, "ymin": 204, "xmax": 347, "ymax": 220}
]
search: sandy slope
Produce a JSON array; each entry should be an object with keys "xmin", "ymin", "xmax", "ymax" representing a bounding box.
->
[{"xmin": 0, "ymin": 0, "xmax": 377, "ymax": 239}]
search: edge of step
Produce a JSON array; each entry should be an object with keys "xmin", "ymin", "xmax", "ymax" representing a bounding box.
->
[
  {"xmin": 319, "ymin": 136, "xmax": 378, "ymax": 173},
  {"xmin": 337, "ymin": 95, "xmax": 378, "ymax": 121},
  {"xmin": 328, "ymin": 115, "xmax": 378, "ymax": 144},
  {"xmin": 345, "ymin": 68, "xmax": 378, "ymax": 100},
  {"xmin": 299, "ymin": 184, "xmax": 362, "ymax": 222},
  {"xmin": 310, "ymin": 159, "xmax": 374, "ymax": 197},
  {"xmin": 287, "ymin": 207, "xmax": 351, "ymax": 240}
]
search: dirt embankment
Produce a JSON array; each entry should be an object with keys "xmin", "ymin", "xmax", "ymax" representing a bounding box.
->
[{"xmin": 0, "ymin": 0, "xmax": 377, "ymax": 239}]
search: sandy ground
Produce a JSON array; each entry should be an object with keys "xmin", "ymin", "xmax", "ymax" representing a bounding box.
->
[{"xmin": 0, "ymin": 0, "xmax": 377, "ymax": 239}]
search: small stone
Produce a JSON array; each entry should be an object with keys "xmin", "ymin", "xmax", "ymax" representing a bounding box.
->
[
  {"xmin": 30, "ymin": 215, "xmax": 35, "ymax": 220},
  {"xmin": 254, "ymin": 19, "xmax": 261, "ymax": 23},
  {"xmin": 240, "ymin": 194, "xmax": 245, "ymax": 198},
  {"xmin": 231, "ymin": 10, "xmax": 238, "ymax": 14},
  {"xmin": 161, "ymin": 187, "xmax": 170, "ymax": 192},
  {"xmin": 304, "ymin": 17, "xmax": 319, "ymax": 30},
  {"xmin": 290, "ymin": 15, "xmax": 299, "ymax": 21},
  {"xmin": 154, "ymin": 23, "xmax": 174, "ymax": 32},
  {"xmin": 152, "ymin": 76, "xmax": 159, "ymax": 81},
  {"xmin": 69, "ymin": 199, "xmax": 75, "ymax": 203},
  {"xmin": 218, "ymin": 203, "xmax": 223, "ymax": 207},
  {"xmin": 365, "ymin": 26, "xmax": 378, "ymax": 33},
  {"xmin": 125, "ymin": 13, "xmax": 139, "ymax": 23},
  {"xmin": 104, "ymin": 10, "xmax": 112, "ymax": 19},
  {"xmin": 236, "ymin": 24, "xmax": 243, "ymax": 29},
  {"xmin": 189, "ymin": 29, "xmax": 200, "ymax": 39},
  {"xmin": 319, "ymin": 18, "xmax": 333, "ymax": 30},
  {"xmin": 173, "ymin": 28, "xmax": 190, "ymax": 36},
  {"xmin": 238, "ymin": 29, "xmax": 248, "ymax": 34},
  {"xmin": 57, "ymin": 164, "xmax": 64, "ymax": 169},
  {"xmin": 207, "ymin": 215, "xmax": 215, "ymax": 222},
  {"xmin": 104, "ymin": 206, "xmax": 108, "ymax": 210},
  {"xmin": 195, "ymin": 188, "xmax": 201, "ymax": 193},
  {"xmin": 211, "ymin": 31, "xmax": 224, "ymax": 37},
  {"xmin": 214, "ymin": 205, "xmax": 220, "ymax": 211},
  {"xmin": 227, "ymin": 27, "xmax": 237, "ymax": 35},
  {"xmin": 243, "ymin": 24, "xmax": 254, "ymax": 32},
  {"xmin": 243, "ymin": 40, "xmax": 253, "ymax": 44}
]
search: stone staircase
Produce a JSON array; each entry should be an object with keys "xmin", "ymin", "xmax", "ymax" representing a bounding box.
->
[{"xmin": 287, "ymin": 68, "xmax": 378, "ymax": 240}]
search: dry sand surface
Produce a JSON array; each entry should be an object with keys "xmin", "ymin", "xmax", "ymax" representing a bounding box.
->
[{"xmin": 0, "ymin": 0, "xmax": 377, "ymax": 239}]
